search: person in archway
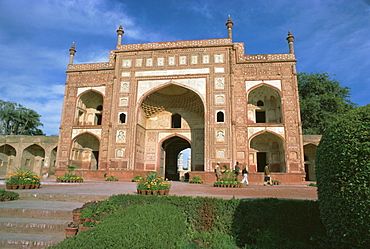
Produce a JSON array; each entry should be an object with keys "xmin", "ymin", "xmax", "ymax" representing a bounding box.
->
[
  {"xmin": 215, "ymin": 162, "xmax": 221, "ymax": 181},
  {"xmin": 264, "ymin": 163, "xmax": 272, "ymax": 186},
  {"xmin": 234, "ymin": 161, "xmax": 240, "ymax": 181},
  {"xmin": 241, "ymin": 165, "xmax": 249, "ymax": 186}
]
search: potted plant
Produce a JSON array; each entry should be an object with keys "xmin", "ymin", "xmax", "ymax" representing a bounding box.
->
[
  {"xmin": 272, "ymin": 180, "xmax": 281, "ymax": 185},
  {"xmin": 79, "ymin": 220, "xmax": 96, "ymax": 232},
  {"xmin": 132, "ymin": 175, "xmax": 142, "ymax": 182},
  {"xmin": 65, "ymin": 221, "xmax": 78, "ymax": 238}
]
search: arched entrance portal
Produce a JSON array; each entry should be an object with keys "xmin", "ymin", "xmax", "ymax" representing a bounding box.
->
[
  {"xmin": 137, "ymin": 83, "xmax": 205, "ymax": 174},
  {"xmin": 161, "ymin": 136, "xmax": 190, "ymax": 181}
]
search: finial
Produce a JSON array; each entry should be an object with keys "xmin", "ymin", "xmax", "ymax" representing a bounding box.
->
[
  {"xmin": 68, "ymin": 42, "xmax": 76, "ymax": 65},
  {"xmin": 116, "ymin": 24, "xmax": 124, "ymax": 46},
  {"xmin": 225, "ymin": 15, "xmax": 234, "ymax": 40},
  {"xmin": 286, "ymin": 31, "xmax": 295, "ymax": 54}
]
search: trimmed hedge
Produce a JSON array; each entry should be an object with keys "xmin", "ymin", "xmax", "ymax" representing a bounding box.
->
[
  {"xmin": 316, "ymin": 104, "xmax": 370, "ymax": 248},
  {"xmin": 53, "ymin": 195, "xmax": 326, "ymax": 248}
]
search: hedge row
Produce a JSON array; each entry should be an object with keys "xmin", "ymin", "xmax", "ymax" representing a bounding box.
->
[{"xmin": 53, "ymin": 195, "xmax": 326, "ymax": 248}]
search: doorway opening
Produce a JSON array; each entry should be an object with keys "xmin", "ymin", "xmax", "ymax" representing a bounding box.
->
[
  {"xmin": 161, "ymin": 136, "xmax": 190, "ymax": 181},
  {"xmin": 257, "ymin": 152, "xmax": 267, "ymax": 172}
]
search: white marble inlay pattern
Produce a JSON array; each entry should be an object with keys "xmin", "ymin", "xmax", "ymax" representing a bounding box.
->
[
  {"xmin": 135, "ymin": 68, "xmax": 209, "ymax": 77},
  {"xmin": 138, "ymin": 78, "xmax": 207, "ymax": 100},
  {"xmin": 245, "ymin": 80, "xmax": 282, "ymax": 91}
]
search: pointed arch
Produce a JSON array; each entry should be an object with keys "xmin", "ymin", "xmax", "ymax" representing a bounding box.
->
[
  {"xmin": 159, "ymin": 135, "xmax": 191, "ymax": 180},
  {"xmin": 249, "ymin": 131, "xmax": 285, "ymax": 173},
  {"xmin": 70, "ymin": 132, "xmax": 100, "ymax": 170},
  {"xmin": 0, "ymin": 144, "xmax": 16, "ymax": 177},
  {"xmin": 21, "ymin": 144, "xmax": 45, "ymax": 175}
]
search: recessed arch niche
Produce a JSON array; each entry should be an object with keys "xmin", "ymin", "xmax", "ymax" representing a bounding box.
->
[
  {"xmin": 71, "ymin": 133, "xmax": 100, "ymax": 170},
  {"xmin": 250, "ymin": 132, "xmax": 285, "ymax": 172},
  {"xmin": 0, "ymin": 144, "xmax": 16, "ymax": 177},
  {"xmin": 76, "ymin": 90, "xmax": 104, "ymax": 126},
  {"xmin": 21, "ymin": 144, "xmax": 45, "ymax": 175},
  {"xmin": 247, "ymin": 85, "xmax": 282, "ymax": 124}
]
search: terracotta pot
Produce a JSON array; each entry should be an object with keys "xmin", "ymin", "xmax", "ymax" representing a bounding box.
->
[
  {"xmin": 25, "ymin": 184, "xmax": 31, "ymax": 189},
  {"xmin": 152, "ymin": 190, "xmax": 159, "ymax": 195},
  {"xmin": 79, "ymin": 226, "xmax": 92, "ymax": 232},
  {"xmin": 65, "ymin": 227, "xmax": 78, "ymax": 238},
  {"xmin": 164, "ymin": 189, "xmax": 170, "ymax": 195},
  {"xmin": 11, "ymin": 185, "xmax": 18, "ymax": 189},
  {"xmin": 158, "ymin": 190, "xmax": 165, "ymax": 195},
  {"xmin": 5, "ymin": 185, "xmax": 12, "ymax": 190},
  {"xmin": 73, "ymin": 213, "xmax": 82, "ymax": 223},
  {"xmin": 18, "ymin": 185, "xmax": 25, "ymax": 189}
]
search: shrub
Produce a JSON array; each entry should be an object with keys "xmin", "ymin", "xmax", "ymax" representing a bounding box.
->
[
  {"xmin": 53, "ymin": 202, "xmax": 189, "ymax": 248},
  {"xmin": 0, "ymin": 189, "xmax": 19, "ymax": 201},
  {"xmin": 316, "ymin": 104, "xmax": 370, "ymax": 248},
  {"xmin": 232, "ymin": 198, "xmax": 325, "ymax": 248}
]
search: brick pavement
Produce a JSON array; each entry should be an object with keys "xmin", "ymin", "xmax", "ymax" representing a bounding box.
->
[{"xmin": 1, "ymin": 179, "xmax": 318, "ymax": 202}]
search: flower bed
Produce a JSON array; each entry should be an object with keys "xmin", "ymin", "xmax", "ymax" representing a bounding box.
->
[
  {"xmin": 189, "ymin": 175, "xmax": 204, "ymax": 184},
  {"xmin": 105, "ymin": 175, "xmax": 118, "ymax": 181},
  {"xmin": 57, "ymin": 174, "xmax": 84, "ymax": 183},
  {"xmin": 136, "ymin": 172, "xmax": 171, "ymax": 195},
  {"xmin": 5, "ymin": 169, "xmax": 41, "ymax": 189},
  {"xmin": 56, "ymin": 165, "xmax": 84, "ymax": 183}
]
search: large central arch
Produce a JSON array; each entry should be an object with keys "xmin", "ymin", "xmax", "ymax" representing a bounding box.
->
[{"xmin": 136, "ymin": 83, "xmax": 205, "ymax": 173}]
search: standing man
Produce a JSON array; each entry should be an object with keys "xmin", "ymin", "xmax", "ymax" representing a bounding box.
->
[
  {"xmin": 215, "ymin": 162, "xmax": 221, "ymax": 181},
  {"xmin": 234, "ymin": 161, "xmax": 240, "ymax": 181},
  {"xmin": 241, "ymin": 165, "xmax": 249, "ymax": 186},
  {"xmin": 264, "ymin": 163, "xmax": 272, "ymax": 186}
]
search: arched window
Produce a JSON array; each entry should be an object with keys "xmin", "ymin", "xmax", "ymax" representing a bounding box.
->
[
  {"xmin": 257, "ymin": 100, "xmax": 264, "ymax": 106},
  {"xmin": 171, "ymin": 114, "xmax": 181, "ymax": 128},
  {"xmin": 119, "ymin": 113, "xmax": 126, "ymax": 124},
  {"xmin": 216, "ymin": 111, "xmax": 224, "ymax": 122}
]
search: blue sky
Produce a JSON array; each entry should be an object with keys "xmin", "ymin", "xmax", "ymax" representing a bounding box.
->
[{"xmin": 0, "ymin": 0, "xmax": 369, "ymax": 135}]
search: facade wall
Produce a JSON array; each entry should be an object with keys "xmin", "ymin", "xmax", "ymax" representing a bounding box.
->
[{"xmin": 54, "ymin": 33, "xmax": 307, "ymax": 183}]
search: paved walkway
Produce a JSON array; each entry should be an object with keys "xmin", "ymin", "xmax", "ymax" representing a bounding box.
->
[{"xmin": 1, "ymin": 179, "xmax": 318, "ymax": 204}]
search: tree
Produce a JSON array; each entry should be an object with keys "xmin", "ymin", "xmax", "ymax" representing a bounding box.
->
[
  {"xmin": 297, "ymin": 72, "xmax": 357, "ymax": 135},
  {"xmin": 316, "ymin": 104, "xmax": 370, "ymax": 248},
  {"xmin": 0, "ymin": 100, "xmax": 45, "ymax": 135}
]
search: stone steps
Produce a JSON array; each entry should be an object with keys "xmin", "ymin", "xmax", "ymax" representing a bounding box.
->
[
  {"xmin": 0, "ymin": 232, "xmax": 65, "ymax": 249},
  {"xmin": 0, "ymin": 200, "xmax": 85, "ymax": 249}
]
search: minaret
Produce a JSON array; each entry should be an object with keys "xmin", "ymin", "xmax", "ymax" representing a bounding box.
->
[
  {"xmin": 286, "ymin": 31, "xmax": 295, "ymax": 54},
  {"xmin": 116, "ymin": 24, "xmax": 124, "ymax": 46},
  {"xmin": 225, "ymin": 15, "xmax": 234, "ymax": 40},
  {"xmin": 68, "ymin": 42, "xmax": 76, "ymax": 65}
]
